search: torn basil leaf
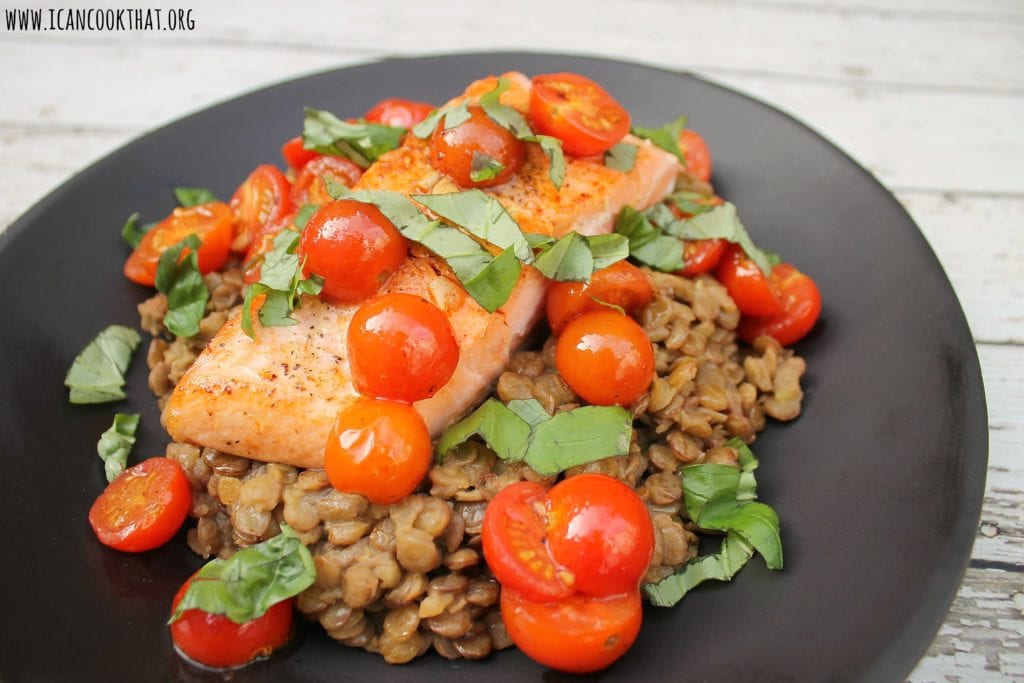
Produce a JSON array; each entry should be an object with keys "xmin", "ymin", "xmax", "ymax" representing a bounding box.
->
[
  {"xmin": 97, "ymin": 413, "xmax": 139, "ymax": 482},
  {"xmin": 411, "ymin": 101, "xmax": 471, "ymax": 138},
  {"xmin": 478, "ymin": 78, "xmax": 565, "ymax": 188},
  {"xmin": 614, "ymin": 206, "xmax": 684, "ymax": 272},
  {"xmin": 604, "ymin": 142, "xmax": 637, "ymax": 173},
  {"xmin": 522, "ymin": 134, "xmax": 566, "ymax": 189},
  {"xmin": 302, "ymin": 108, "xmax": 405, "ymax": 169},
  {"xmin": 669, "ymin": 191, "xmax": 717, "ymax": 217},
  {"xmin": 241, "ymin": 229, "xmax": 323, "ymax": 339},
  {"xmin": 652, "ymin": 201, "xmax": 775, "ymax": 275},
  {"xmin": 530, "ymin": 232, "xmax": 629, "ymax": 282},
  {"xmin": 645, "ymin": 532, "xmax": 755, "ymax": 607},
  {"xmin": 174, "ymin": 187, "xmax": 218, "ymax": 208},
  {"xmin": 435, "ymin": 399, "xmax": 531, "ymax": 461},
  {"xmin": 169, "ymin": 524, "xmax": 315, "ymax": 625},
  {"xmin": 470, "ymin": 152, "xmax": 505, "ymax": 183},
  {"xmin": 154, "ymin": 234, "xmax": 209, "ymax": 338},
  {"xmin": 293, "ymin": 203, "xmax": 318, "ymax": 230},
  {"xmin": 120, "ymin": 212, "xmax": 155, "ymax": 249},
  {"xmin": 632, "ymin": 115, "xmax": 688, "ymax": 163},
  {"xmin": 65, "ymin": 325, "xmax": 141, "ymax": 404},
  {"xmin": 413, "ymin": 189, "xmax": 533, "ymax": 262}
]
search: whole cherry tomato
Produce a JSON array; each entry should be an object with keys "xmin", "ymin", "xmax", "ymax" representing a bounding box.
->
[
  {"xmin": 298, "ymin": 199, "xmax": 407, "ymax": 304},
  {"xmin": 529, "ymin": 73, "xmax": 631, "ymax": 157},
  {"xmin": 323, "ymin": 398, "xmax": 432, "ymax": 505},
  {"xmin": 290, "ymin": 155, "xmax": 363, "ymax": 207},
  {"xmin": 364, "ymin": 98, "xmax": 434, "ymax": 128},
  {"xmin": 347, "ymin": 293, "xmax": 460, "ymax": 403},
  {"xmin": 678, "ymin": 128, "xmax": 712, "ymax": 182},
  {"xmin": 501, "ymin": 588, "xmax": 643, "ymax": 674},
  {"xmin": 546, "ymin": 261, "xmax": 655, "ymax": 335},
  {"xmin": 280, "ymin": 136, "xmax": 320, "ymax": 172},
  {"xmin": 555, "ymin": 309, "xmax": 655, "ymax": 407},
  {"xmin": 89, "ymin": 457, "xmax": 191, "ymax": 552},
  {"xmin": 737, "ymin": 263, "xmax": 821, "ymax": 346},
  {"xmin": 679, "ymin": 239, "xmax": 728, "ymax": 277},
  {"xmin": 430, "ymin": 105, "xmax": 525, "ymax": 188},
  {"xmin": 230, "ymin": 165, "xmax": 293, "ymax": 253},
  {"xmin": 170, "ymin": 574, "xmax": 293, "ymax": 669},
  {"xmin": 715, "ymin": 243, "xmax": 783, "ymax": 316},
  {"xmin": 125, "ymin": 202, "xmax": 233, "ymax": 286}
]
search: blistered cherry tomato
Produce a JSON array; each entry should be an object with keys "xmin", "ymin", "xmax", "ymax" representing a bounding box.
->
[
  {"xmin": 679, "ymin": 239, "xmax": 728, "ymax": 277},
  {"xmin": 546, "ymin": 261, "xmax": 654, "ymax": 335},
  {"xmin": 126, "ymin": 202, "xmax": 233, "ymax": 286},
  {"xmin": 230, "ymin": 165, "xmax": 293, "ymax": 253},
  {"xmin": 298, "ymin": 199, "xmax": 407, "ymax": 303},
  {"xmin": 501, "ymin": 589, "xmax": 643, "ymax": 674},
  {"xmin": 738, "ymin": 263, "xmax": 821, "ymax": 346},
  {"xmin": 430, "ymin": 105, "xmax": 525, "ymax": 188},
  {"xmin": 88, "ymin": 458, "xmax": 190, "ymax": 552},
  {"xmin": 290, "ymin": 155, "xmax": 363, "ymax": 207},
  {"xmin": 280, "ymin": 136, "xmax": 320, "ymax": 172},
  {"xmin": 555, "ymin": 309, "xmax": 654, "ymax": 407},
  {"xmin": 678, "ymin": 128, "xmax": 712, "ymax": 182},
  {"xmin": 323, "ymin": 398, "xmax": 432, "ymax": 505},
  {"xmin": 170, "ymin": 575, "xmax": 293, "ymax": 669},
  {"xmin": 347, "ymin": 293, "xmax": 459, "ymax": 403},
  {"xmin": 715, "ymin": 243, "xmax": 783, "ymax": 316},
  {"xmin": 529, "ymin": 73, "xmax": 631, "ymax": 157},
  {"xmin": 364, "ymin": 98, "xmax": 434, "ymax": 128}
]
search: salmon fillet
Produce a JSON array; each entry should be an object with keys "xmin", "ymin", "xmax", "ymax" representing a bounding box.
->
[{"xmin": 163, "ymin": 72, "xmax": 679, "ymax": 469}]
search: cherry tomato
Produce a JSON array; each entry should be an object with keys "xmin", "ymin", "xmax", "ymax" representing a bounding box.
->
[
  {"xmin": 678, "ymin": 128, "xmax": 712, "ymax": 182},
  {"xmin": 501, "ymin": 589, "xmax": 643, "ymax": 674},
  {"xmin": 323, "ymin": 398, "xmax": 432, "ymax": 505},
  {"xmin": 123, "ymin": 248, "xmax": 154, "ymax": 286},
  {"xmin": 529, "ymin": 73, "xmax": 631, "ymax": 157},
  {"xmin": 280, "ymin": 136, "xmax": 320, "ymax": 172},
  {"xmin": 128, "ymin": 202, "xmax": 233, "ymax": 284},
  {"xmin": 546, "ymin": 261, "xmax": 654, "ymax": 335},
  {"xmin": 348, "ymin": 293, "xmax": 459, "ymax": 403},
  {"xmin": 241, "ymin": 218, "xmax": 297, "ymax": 285},
  {"xmin": 738, "ymin": 263, "xmax": 821, "ymax": 346},
  {"xmin": 230, "ymin": 165, "xmax": 293, "ymax": 253},
  {"xmin": 290, "ymin": 155, "xmax": 363, "ymax": 207},
  {"xmin": 170, "ymin": 574, "xmax": 293, "ymax": 669},
  {"xmin": 715, "ymin": 243, "xmax": 784, "ymax": 316},
  {"xmin": 430, "ymin": 105, "xmax": 525, "ymax": 188},
  {"xmin": 298, "ymin": 199, "xmax": 407, "ymax": 303},
  {"xmin": 88, "ymin": 457, "xmax": 191, "ymax": 553},
  {"xmin": 679, "ymin": 239, "xmax": 728, "ymax": 277},
  {"xmin": 555, "ymin": 310, "xmax": 654, "ymax": 407},
  {"xmin": 364, "ymin": 98, "xmax": 434, "ymax": 128}
]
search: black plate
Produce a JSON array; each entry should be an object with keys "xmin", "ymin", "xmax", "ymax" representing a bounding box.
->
[{"xmin": 0, "ymin": 53, "xmax": 987, "ymax": 682}]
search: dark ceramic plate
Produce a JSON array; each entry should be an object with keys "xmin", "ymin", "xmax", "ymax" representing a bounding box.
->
[{"xmin": 0, "ymin": 53, "xmax": 987, "ymax": 682}]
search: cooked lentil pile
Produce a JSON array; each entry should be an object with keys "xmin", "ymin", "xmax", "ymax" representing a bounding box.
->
[{"xmin": 142, "ymin": 264, "xmax": 805, "ymax": 664}]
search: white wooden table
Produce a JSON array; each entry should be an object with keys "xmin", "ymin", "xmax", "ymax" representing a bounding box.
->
[{"xmin": 1, "ymin": 1, "xmax": 1020, "ymax": 679}]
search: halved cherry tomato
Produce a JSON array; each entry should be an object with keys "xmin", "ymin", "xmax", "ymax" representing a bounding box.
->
[
  {"xmin": 738, "ymin": 263, "xmax": 821, "ymax": 346},
  {"xmin": 127, "ymin": 202, "xmax": 233, "ymax": 285},
  {"xmin": 229, "ymin": 165, "xmax": 292, "ymax": 253},
  {"xmin": 241, "ymin": 216, "xmax": 297, "ymax": 285},
  {"xmin": 323, "ymin": 398, "xmax": 432, "ymax": 505},
  {"xmin": 298, "ymin": 199, "xmax": 407, "ymax": 303},
  {"xmin": 679, "ymin": 238, "xmax": 728, "ymax": 277},
  {"xmin": 347, "ymin": 293, "xmax": 459, "ymax": 403},
  {"xmin": 715, "ymin": 243, "xmax": 783, "ymax": 316},
  {"xmin": 123, "ymin": 248, "xmax": 155, "ymax": 286},
  {"xmin": 290, "ymin": 155, "xmax": 363, "ymax": 207},
  {"xmin": 281, "ymin": 136, "xmax": 320, "ymax": 172},
  {"xmin": 546, "ymin": 261, "xmax": 655, "ymax": 335},
  {"xmin": 364, "ymin": 98, "xmax": 434, "ymax": 128},
  {"xmin": 430, "ymin": 105, "xmax": 525, "ymax": 188},
  {"xmin": 555, "ymin": 309, "xmax": 654, "ymax": 407},
  {"xmin": 678, "ymin": 128, "xmax": 712, "ymax": 182},
  {"xmin": 529, "ymin": 73, "xmax": 631, "ymax": 157},
  {"xmin": 170, "ymin": 574, "xmax": 293, "ymax": 669},
  {"xmin": 501, "ymin": 589, "xmax": 643, "ymax": 674},
  {"xmin": 88, "ymin": 457, "xmax": 190, "ymax": 553}
]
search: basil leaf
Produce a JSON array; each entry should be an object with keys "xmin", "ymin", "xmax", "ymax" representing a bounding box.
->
[
  {"xmin": 443, "ymin": 102, "xmax": 472, "ymax": 130},
  {"xmin": 411, "ymin": 108, "xmax": 445, "ymax": 138},
  {"xmin": 586, "ymin": 234, "xmax": 630, "ymax": 271},
  {"xmin": 154, "ymin": 234, "xmax": 209, "ymax": 338},
  {"xmin": 240, "ymin": 230, "xmax": 323, "ymax": 340},
  {"xmin": 706, "ymin": 501, "xmax": 782, "ymax": 569},
  {"xmin": 436, "ymin": 398, "xmax": 530, "ymax": 462},
  {"xmin": 470, "ymin": 152, "xmax": 505, "ymax": 183},
  {"xmin": 614, "ymin": 206, "xmax": 684, "ymax": 272},
  {"xmin": 259, "ymin": 231, "xmax": 302, "ymax": 291},
  {"xmin": 413, "ymin": 190, "xmax": 533, "ymax": 262},
  {"xmin": 632, "ymin": 115, "xmax": 688, "ymax": 163},
  {"xmin": 506, "ymin": 398, "xmax": 551, "ymax": 427},
  {"xmin": 410, "ymin": 101, "xmax": 472, "ymax": 139},
  {"xmin": 302, "ymin": 108, "xmax": 405, "ymax": 169},
  {"xmin": 461, "ymin": 246, "xmax": 523, "ymax": 313},
  {"xmin": 522, "ymin": 134, "xmax": 566, "ymax": 189},
  {"xmin": 479, "ymin": 77, "xmax": 533, "ymax": 138},
  {"xmin": 680, "ymin": 463, "xmax": 744, "ymax": 522},
  {"xmin": 174, "ymin": 187, "xmax": 218, "ymax": 207},
  {"xmin": 604, "ymin": 142, "xmax": 638, "ymax": 173},
  {"xmin": 120, "ymin": 212, "xmax": 155, "ymax": 249},
  {"xmin": 168, "ymin": 524, "xmax": 316, "ymax": 625},
  {"xmin": 644, "ymin": 532, "xmax": 755, "ymax": 607},
  {"xmin": 727, "ymin": 436, "xmax": 759, "ymax": 502},
  {"xmin": 293, "ymin": 204, "xmax": 318, "ymax": 230},
  {"xmin": 65, "ymin": 325, "xmax": 141, "ymax": 404},
  {"xmin": 670, "ymin": 191, "xmax": 716, "ymax": 217},
  {"xmin": 534, "ymin": 232, "xmax": 594, "ymax": 282},
  {"xmin": 97, "ymin": 413, "xmax": 139, "ymax": 482},
  {"xmin": 657, "ymin": 202, "xmax": 775, "ymax": 275}
]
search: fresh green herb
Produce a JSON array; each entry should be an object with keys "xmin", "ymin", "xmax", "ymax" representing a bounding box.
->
[
  {"xmin": 411, "ymin": 101, "xmax": 471, "ymax": 138},
  {"xmin": 525, "ymin": 231, "xmax": 629, "ymax": 282},
  {"xmin": 521, "ymin": 134, "xmax": 566, "ymax": 188},
  {"xmin": 120, "ymin": 212, "xmax": 155, "ymax": 249},
  {"xmin": 470, "ymin": 152, "xmax": 505, "ymax": 183},
  {"xmin": 173, "ymin": 187, "xmax": 218, "ymax": 208},
  {"xmin": 613, "ymin": 206, "xmax": 684, "ymax": 272},
  {"xmin": 168, "ymin": 524, "xmax": 315, "ymax": 625},
  {"xmin": 669, "ymin": 191, "xmax": 717, "ymax": 217},
  {"xmin": 241, "ymin": 230, "xmax": 323, "ymax": 339},
  {"xmin": 632, "ymin": 115, "xmax": 688, "ymax": 163},
  {"xmin": 437, "ymin": 398, "xmax": 633, "ymax": 475},
  {"xmin": 651, "ymin": 202, "xmax": 776, "ymax": 275},
  {"xmin": 293, "ymin": 203, "xmax": 318, "ymax": 230},
  {"xmin": 97, "ymin": 413, "xmax": 139, "ymax": 482},
  {"xmin": 604, "ymin": 142, "xmax": 638, "ymax": 173},
  {"xmin": 154, "ymin": 234, "xmax": 209, "ymax": 338},
  {"xmin": 645, "ymin": 532, "xmax": 755, "ymax": 607},
  {"xmin": 64, "ymin": 325, "xmax": 142, "ymax": 404},
  {"xmin": 302, "ymin": 108, "xmax": 405, "ymax": 169},
  {"xmin": 412, "ymin": 189, "xmax": 533, "ymax": 262}
]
